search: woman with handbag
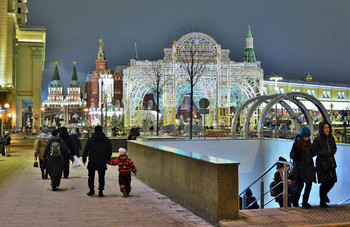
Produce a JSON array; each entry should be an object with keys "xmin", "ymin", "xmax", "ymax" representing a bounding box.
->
[
  {"xmin": 290, "ymin": 126, "xmax": 316, "ymax": 208},
  {"xmin": 312, "ymin": 121, "xmax": 337, "ymax": 208},
  {"xmin": 35, "ymin": 127, "xmax": 52, "ymax": 179}
]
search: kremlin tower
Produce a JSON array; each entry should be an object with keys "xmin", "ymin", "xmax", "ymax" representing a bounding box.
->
[{"xmin": 243, "ymin": 25, "xmax": 256, "ymax": 62}]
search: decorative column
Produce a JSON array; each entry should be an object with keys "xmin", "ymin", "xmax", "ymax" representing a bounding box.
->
[{"xmin": 31, "ymin": 47, "xmax": 44, "ymax": 129}]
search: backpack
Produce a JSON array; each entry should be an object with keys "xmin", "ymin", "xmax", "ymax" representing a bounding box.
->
[
  {"xmin": 49, "ymin": 141, "xmax": 61, "ymax": 160},
  {"xmin": 269, "ymin": 181, "xmax": 278, "ymax": 197}
]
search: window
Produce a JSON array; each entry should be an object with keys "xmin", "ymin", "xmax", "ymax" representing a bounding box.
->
[
  {"xmin": 296, "ymin": 89, "xmax": 300, "ymax": 92},
  {"xmin": 338, "ymin": 92, "xmax": 346, "ymax": 99},
  {"xmin": 148, "ymin": 100, "xmax": 153, "ymax": 110},
  {"xmin": 311, "ymin": 90, "xmax": 315, "ymax": 97},
  {"xmin": 115, "ymin": 100, "xmax": 120, "ymax": 108},
  {"xmin": 307, "ymin": 90, "xmax": 311, "ymax": 95},
  {"xmin": 280, "ymin": 88, "xmax": 284, "ymax": 94},
  {"xmin": 263, "ymin": 87, "xmax": 267, "ymax": 95},
  {"xmin": 291, "ymin": 89, "xmax": 295, "ymax": 92},
  {"xmin": 18, "ymin": 8, "xmax": 21, "ymax": 14},
  {"xmin": 323, "ymin": 91, "xmax": 328, "ymax": 98},
  {"xmin": 327, "ymin": 91, "xmax": 331, "ymax": 98}
]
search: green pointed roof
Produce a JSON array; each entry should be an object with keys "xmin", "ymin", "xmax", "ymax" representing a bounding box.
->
[
  {"xmin": 52, "ymin": 61, "xmax": 60, "ymax": 81},
  {"xmin": 247, "ymin": 25, "xmax": 252, "ymax": 38},
  {"xmin": 71, "ymin": 61, "xmax": 78, "ymax": 81}
]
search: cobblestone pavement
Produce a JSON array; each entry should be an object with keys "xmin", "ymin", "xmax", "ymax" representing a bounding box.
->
[{"xmin": 0, "ymin": 145, "xmax": 212, "ymax": 227}]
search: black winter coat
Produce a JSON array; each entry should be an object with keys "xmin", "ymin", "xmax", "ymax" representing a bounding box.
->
[
  {"xmin": 60, "ymin": 132, "xmax": 76, "ymax": 158},
  {"xmin": 43, "ymin": 136, "xmax": 71, "ymax": 177},
  {"xmin": 82, "ymin": 132, "xmax": 112, "ymax": 170},
  {"xmin": 312, "ymin": 122, "xmax": 337, "ymax": 184},
  {"xmin": 290, "ymin": 134, "xmax": 316, "ymax": 184},
  {"xmin": 70, "ymin": 134, "xmax": 82, "ymax": 157}
]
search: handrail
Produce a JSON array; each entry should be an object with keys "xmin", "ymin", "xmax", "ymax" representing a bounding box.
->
[
  {"xmin": 240, "ymin": 160, "xmax": 293, "ymax": 210},
  {"xmin": 240, "ymin": 160, "xmax": 292, "ymax": 196},
  {"xmin": 338, "ymin": 198, "xmax": 350, "ymax": 205}
]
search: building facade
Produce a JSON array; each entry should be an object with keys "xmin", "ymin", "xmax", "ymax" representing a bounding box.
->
[
  {"xmin": 41, "ymin": 62, "xmax": 83, "ymax": 126},
  {"xmin": 0, "ymin": 0, "xmax": 46, "ymax": 131}
]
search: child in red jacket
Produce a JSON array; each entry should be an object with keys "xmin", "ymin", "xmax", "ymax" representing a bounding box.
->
[{"xmin": 107, "ymin": 148, "xmax": 137, "ymax": 197}]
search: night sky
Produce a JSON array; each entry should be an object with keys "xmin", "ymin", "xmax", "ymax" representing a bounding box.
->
[{"xmin": 26, "ymin": 0, "xmax": 350, "ymax": 99}]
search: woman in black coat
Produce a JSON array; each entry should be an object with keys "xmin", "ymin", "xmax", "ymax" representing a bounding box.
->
[
  {"xmin": 312, "ymin": 121, "xmax": 337, "ymax": 208},
  {"xmin": 290, "ymin": 126, "xmax": 316, "ymax": 208},
  {"xmin": 43, "ymin": 129, "xmax": 71, "ymax": 191}
]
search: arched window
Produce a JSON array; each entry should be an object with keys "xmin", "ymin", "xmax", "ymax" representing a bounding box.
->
[
  {"xmin": 307, "ymin": 90, "xmax": 311, "ymax": 95},
  {"xmin": 311, "ymin": 90, "xmax": 315, "ymax": 97},
  {"xmin": 327, "ymin": 91, "xmax": 331, "ymax": 98},
  {"xmin": 291, "ymin": 89, "xmax": 295, "ymax": 92},
  {"xmin": 280, "ymin": 88, "xmax": 284, "ymax": 94},
  {"xmin": 323, "ymin": 91, "xmax": 327, "ymax": 98},
  {"xmin": 263, "ymin": 87, "xmax": 267, "ymax": 95},
  {"xmin": 296, "ymin": 89, "xmax": 300, "ymax": 92},
  {"xmin": 342, "ymin": 92, "xmax": 345, "ymax": 99}
]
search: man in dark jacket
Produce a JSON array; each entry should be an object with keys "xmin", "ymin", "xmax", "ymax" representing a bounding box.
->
[
  {"xmin": 83, "ymin": 125, "xmax": 112, "ymax": 197},
  {"xmin": 312, "ymin": 121, "xmax": 337, "ymax": 208},
  {"xmin": 43, "ymin": 129, "xmax": 71, "ymax": 191},
  {"xmin": 59, "ymin": 127, "xmax": 76, "ymax": 178}
]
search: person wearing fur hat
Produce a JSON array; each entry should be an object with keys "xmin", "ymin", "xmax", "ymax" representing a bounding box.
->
[
  {"xmin": 35, "ymin": 127, "xmax": 52, "ymax": 179},
  {"xmin": 312, "ymin": 121, "xmax": 337, "ymax": 208},
  {"xmin": 290, "ymin": 126, "xmax": 316, "ymax": 208},
  {"xmin": 107, "ymin": 148, "xmax": 137, "ymax": 197}
]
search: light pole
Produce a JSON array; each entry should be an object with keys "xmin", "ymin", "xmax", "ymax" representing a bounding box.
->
[{"xmin": 83, "ymin": 108, "xmax": 89, "ymax": 125}]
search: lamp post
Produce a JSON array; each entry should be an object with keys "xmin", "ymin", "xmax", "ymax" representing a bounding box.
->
[{"xmin": 40, "ymin": 107, "xmax": 45, "ymax": 127}]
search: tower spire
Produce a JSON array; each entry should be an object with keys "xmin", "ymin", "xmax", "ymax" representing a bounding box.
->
[
  {"xmin": 97, "ymin": 38, "xmax": 105, "ymax": 60},
  {"xmin": 243, "ymin": 25, "xmax": 256, "ymax": 62},
  {"xmin": 52, "ymin": 61, "xmax": 60, "ymax": 81},
  {"xmin": 71, "ymin": 61, "xmax": 78, "ymax": 81},
  {"xmin": 133, "ymin": 42, "xmax": 138, "ymax": 60}
]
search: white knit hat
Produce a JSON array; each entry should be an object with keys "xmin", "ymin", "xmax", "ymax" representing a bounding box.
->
[{"xmin": 118, "ymin": 148, "xmax": 126, "ymax": 155}]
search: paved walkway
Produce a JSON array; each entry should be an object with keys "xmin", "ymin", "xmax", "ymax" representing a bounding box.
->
[{"xmin": 0, "ymin": 145, "xmax": 212, "ymax": 227}]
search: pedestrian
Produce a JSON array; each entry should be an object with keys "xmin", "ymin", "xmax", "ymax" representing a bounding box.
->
[
  {"xmin": 243, "ymin": 188, "xmax": 259, "ymax": 209},
  {"xmin": 290, "ymin": 126, "xmax": 315, "ymax": 208},
  {"xmin": 107, "ymin": 148, "xmax": 137, "ymax": 197},
  {"xmin": 59, "ymin": 127, "xmax": 75, "ymax": 178},
  {"xmin": 70, "ymin": 130, "xmax": 82, "ymax": 157},
  {"xmin": 82, "ymin": 125, "xmax": 112, "ymax": 197},
  {"xmin": 43, "ymin": 129, "xmax": 71, "ymax": 191},
  {"xmin": 34, "ymin": 127, "xmax": 52, "ymax": 179},
  {"xmin": 3, "ymin": 131, "xmax": 11, "ymax": 157},
  {"xmin": 273, "ymin": 156, "xmax": 296, "ymax": 207},
  {"xmin": 312, "ymin": 121, "xmax": 337, "ymax": 208}
]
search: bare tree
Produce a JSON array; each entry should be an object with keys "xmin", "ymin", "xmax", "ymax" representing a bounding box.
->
[
  {"xmin": 179, "ymin": 44, "xmax": 209, "ymax": 139},
  {"xmin": 144, "ymin": 63, "xmax": 164, "ymax": 136}
]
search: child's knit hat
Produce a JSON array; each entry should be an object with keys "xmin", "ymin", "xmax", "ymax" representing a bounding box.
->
[{"xmin": 119, "ymin": 148, "xmax": 126, "ymax": 155}]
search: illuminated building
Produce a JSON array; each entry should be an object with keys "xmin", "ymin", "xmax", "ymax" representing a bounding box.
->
[
  {"xmin": 0, "ymin": 0, "xmax": 45, "ymax": 129},
  {"xmin": 42, "ymin": 61, "xmax": 84, "ymax": 126}
]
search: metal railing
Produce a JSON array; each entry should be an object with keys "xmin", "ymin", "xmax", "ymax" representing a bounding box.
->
[
  {"xmin": 240, "ymin": 160, "xmax": 293, "ymax": 210},
  {"xmin": 338, "ymin": 198, "xmax": 350, "ymax": 205}
]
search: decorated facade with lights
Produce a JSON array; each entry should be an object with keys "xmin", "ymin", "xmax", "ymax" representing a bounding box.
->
[{"xmin": 123, "ymin": 26, "xmax": 263, "ymax": 127}]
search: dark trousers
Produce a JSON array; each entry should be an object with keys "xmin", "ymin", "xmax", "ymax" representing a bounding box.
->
[
  {"xmin": 88, "ymin": 169, "xmax": 106, "ymax": 191},
  {"xmin": 119, "ymin": 171, "xmax": 131, "ymax": 195},
  {"xmin": 63, "ymin": 157, "xmax": 70, "ymax": 178},
  {"xmin": 51, "ymin": 176, "xmax": 61, "ymax": 188},
  {"xmin": 294, "ymin": 179, "xmax": 312, "ymax": 205},
  {"xmin": 320, "ymin": 181, "xmax": 335, "ymax": 203},
  {"xmin": 39, "ymin": 159, "xmax": 48, "ymax": 178}
]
